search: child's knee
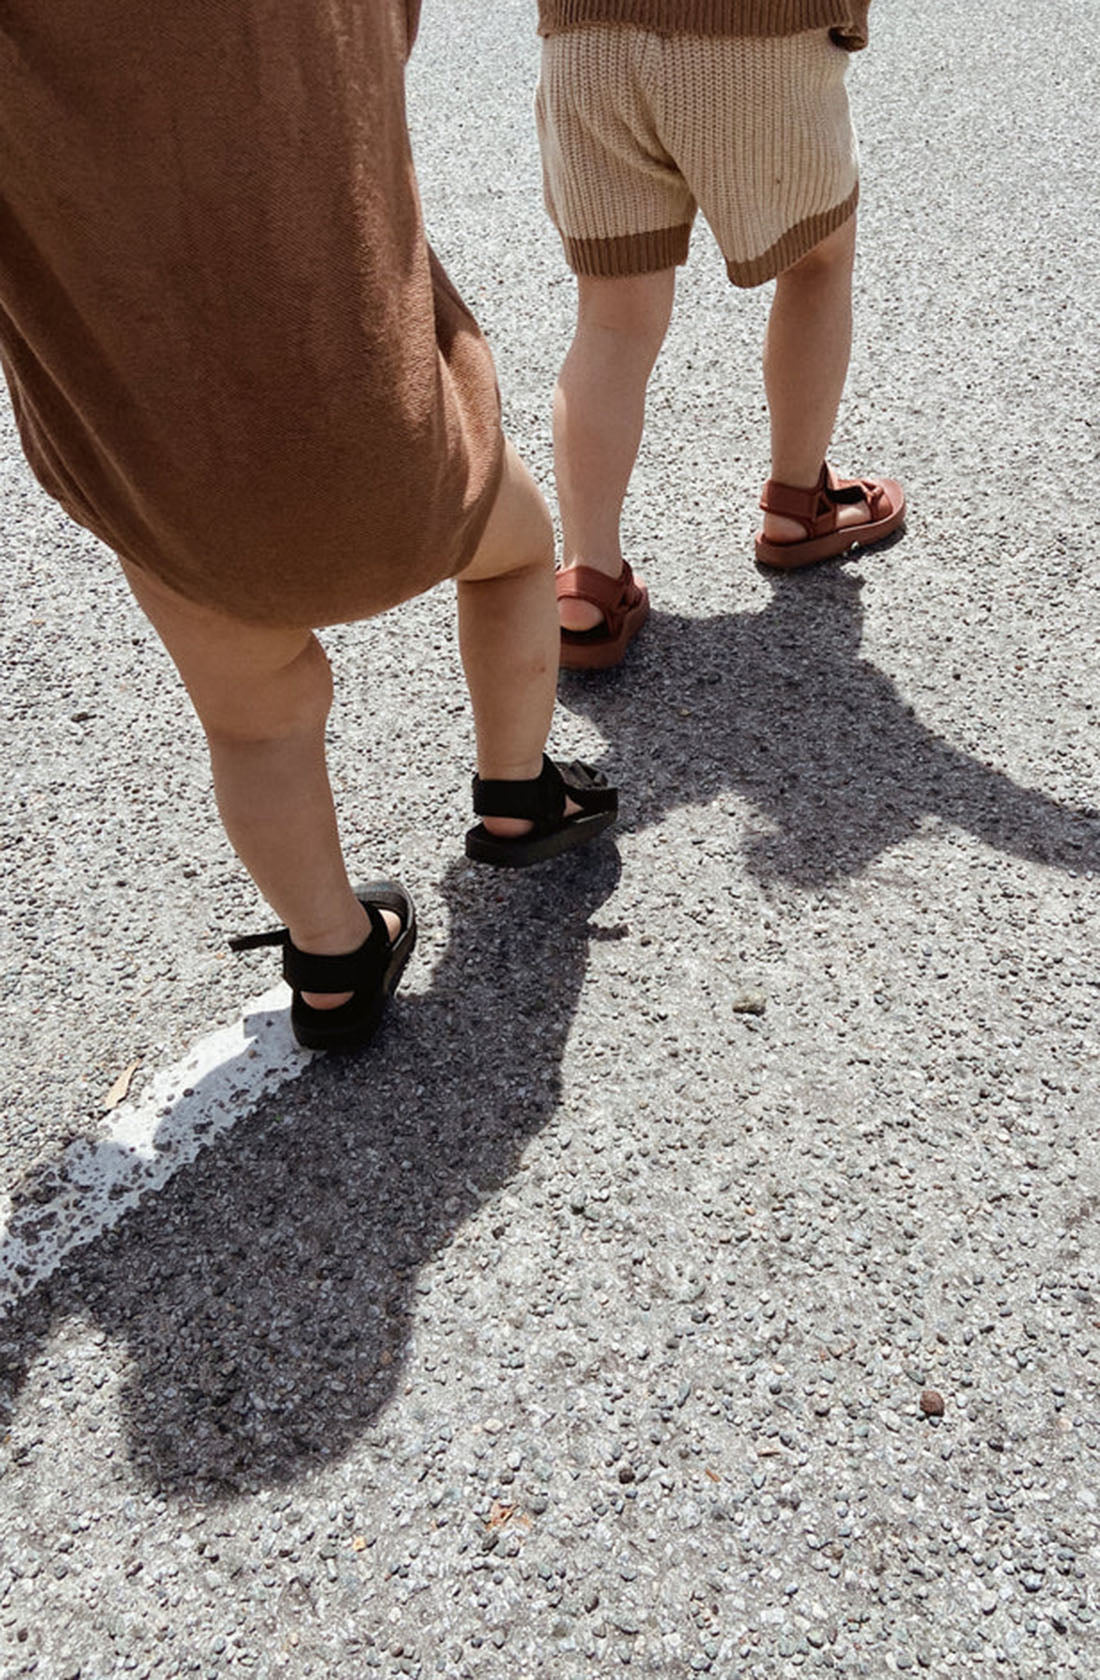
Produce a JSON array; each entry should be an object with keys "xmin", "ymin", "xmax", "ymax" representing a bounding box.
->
[
  {"xmin": 199, "ymin": 633, "xmax": 334, "ymax": 748},
  {"xmin": 782, "ymin": 216, "xmax": 857, "ymax": 283},
  {"xmin": 457, "ymin": 444, "xmax": 554, "ymax": 583},
  {"xmin": 575, "ymin": 270, "xmax": 676, "ymax": 347},
  {"xmin": 524, "ymin": 489, "xmax": 555, "ymax": 573}
]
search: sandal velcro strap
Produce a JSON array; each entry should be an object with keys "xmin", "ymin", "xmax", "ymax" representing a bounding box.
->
[
  {"xmin": 759, "ymin": 463, "xmax": 883, "ymax": 539},
  {"xmin": 826, "ymin": 479, "xmax": 868, "ymax": 505},
  {"xmin": 859, "ymin": 477, "xmax": 891, "ymax": 519},
  {"xmin": 557, "ymin": 759, "xmax": 614, "ymax": 805},
  {"xmin": 471, "ymin": 754, "xmax": 566, "ymax": 826},
  {"xmin": 759, "ymin": 463, "xmax": 833, "ymax": 528},
  {"xmin": 230, "ymin": 901, "xmax": 390, "ymax": 993},
  {"xmin": 280, "ymin": 923, "xmax": 388, "ymax": 994},
  {"xmin": 228, "ymin": 928, "xmax": 287, "ymax": 954},
  {"xmin": 555, "ymin": 562, "xmax": 640, "ymax": 642}
]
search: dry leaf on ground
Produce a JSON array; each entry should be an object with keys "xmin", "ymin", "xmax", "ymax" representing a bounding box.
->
[{"xmin": 103, "ymin": 1060, "xmax": 141, "ymax": 1112}]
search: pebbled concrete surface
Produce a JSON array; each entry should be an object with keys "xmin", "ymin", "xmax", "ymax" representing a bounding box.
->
[{"xmin": 1, "ymin": 1, "xmax": 1098, "ymax": 1676}]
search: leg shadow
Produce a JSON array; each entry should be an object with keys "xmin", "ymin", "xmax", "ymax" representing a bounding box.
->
[
  {"xmin": 560, "ymin": 569, "xmax": 1098, "ymax": 886},
  {"xmin": 0, "ymin": 845, "xmax": 621, "ymax": 1496}
]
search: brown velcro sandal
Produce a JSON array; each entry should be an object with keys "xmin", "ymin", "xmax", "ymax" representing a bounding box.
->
[
  {"xmin": 556, "ymin": 560, "xmax": 650, "ymax": 671},
  {"xmin": 755, "ymin": 463, "xmax": 906, "ymax": 571}
]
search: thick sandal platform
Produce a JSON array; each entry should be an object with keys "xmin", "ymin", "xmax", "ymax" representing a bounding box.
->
[
  {"xmin": 229, "ymin": 881, "xmax": 416, "ymax": 1053},
  {"xmin": 465, "ymin": 756, "xmax": 617, "ymax": 868}
]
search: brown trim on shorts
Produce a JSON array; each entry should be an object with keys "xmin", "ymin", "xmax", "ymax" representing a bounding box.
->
[
  {"xmin": 725, "ymin": 185, "xmax": 859, "ymax": 288},
  {"xmin": 538, "ymin": 1, "xmax": 869, "ymax": 50},
  {"xmin": 563, "ymin": 222, "xmax": 693, "ymax": 278}
]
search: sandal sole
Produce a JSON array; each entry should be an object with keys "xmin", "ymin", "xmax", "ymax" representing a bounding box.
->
[{"xmin": 464, "ymin": 806, "xmax": 617, "ymax": 869}]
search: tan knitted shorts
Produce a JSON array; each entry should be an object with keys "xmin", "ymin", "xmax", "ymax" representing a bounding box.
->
[{"xmin": 536, "ymin": 27, "xmax": 859, "ymax": 287}]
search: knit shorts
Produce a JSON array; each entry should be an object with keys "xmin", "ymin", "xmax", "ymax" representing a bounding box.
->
[{"xmin": 536, "ymin": 27, "xmax": 860, "ymax": 287}]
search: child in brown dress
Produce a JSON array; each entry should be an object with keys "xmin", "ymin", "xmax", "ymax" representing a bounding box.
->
[{"xmin": 0, "ymin": 0, "xmax": 615, "ymax": 1051}]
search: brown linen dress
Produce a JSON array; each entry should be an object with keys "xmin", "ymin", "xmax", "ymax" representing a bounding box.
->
[{"xmin": 0, "ymin": 0, "xmax": 504, "ymax": 627}]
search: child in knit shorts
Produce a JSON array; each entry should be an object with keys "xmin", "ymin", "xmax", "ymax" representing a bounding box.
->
[{"xmin": 535, "ymin": 2, "xmax": 906, "ymax": 668}]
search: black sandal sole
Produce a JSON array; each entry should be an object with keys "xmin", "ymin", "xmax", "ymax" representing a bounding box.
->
[{"xmin": 464, "ymin": 805, "xmax": 617, "ymax": 868}]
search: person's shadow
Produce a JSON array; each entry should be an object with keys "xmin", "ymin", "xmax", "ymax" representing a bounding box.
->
[
  {"xmin": 1, "ymin": 570, "xmax": 1094, "ymax": 1499},
  {"xmin": 0, "ymin": 846, "xmax": 623, "ymax": 1496},
  {"xmin": 560, "ymin": 568, "xmax": 1098, "ymax": 885}
]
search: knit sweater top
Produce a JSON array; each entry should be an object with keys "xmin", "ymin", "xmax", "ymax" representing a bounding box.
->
[{"xmin": 536, "ymin": 1, "xmax": 871, "ymax": 50}]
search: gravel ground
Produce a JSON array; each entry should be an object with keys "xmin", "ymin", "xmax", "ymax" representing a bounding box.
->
[{"xmin": 1, "ymin": 1, "xmax": 1098, "ymax": 1676}]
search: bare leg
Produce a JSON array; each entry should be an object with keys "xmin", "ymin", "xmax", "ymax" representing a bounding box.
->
[
  {"xmin": 120, "ymin": 559, "xmax": 380, "ymax": 1010},
  {"xmin": 122, "ymin": 441, "xmax": 570, "ymax": 1002},
  {"xmin": 553, "ymin": 269, "xmax": 676, "ymax": 630},
  {"xmin": 762, "ymin": 214, "xmax": 871, "ymax": 540},
  {"xmin": 456, "ymin": 442, "xmax": 577, "ymax": 840}
]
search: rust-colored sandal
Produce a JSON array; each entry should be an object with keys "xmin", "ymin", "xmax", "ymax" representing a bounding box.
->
[
  {"xmin": 556, "ymin": 560, "xmax": 650, "ymax": 671},
  {"xmin": 755, "ymin": 463, "xmax": 906, "ymax": 571}
]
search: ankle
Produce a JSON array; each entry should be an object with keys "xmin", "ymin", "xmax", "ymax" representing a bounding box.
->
[
  {"xmin": 560, "ymin": 552, "xmax": 623, "ymax": 577},
  {"xmin": 767, "ymin": 461, "xmax": 825, "ymax": 493},
  {"xmin": 289, "ymin": 901, "xmax": 372, "ymax": 960},
  {"xmin": 477, "ymin": 753, "xmax": 545, "ymax": 782}
]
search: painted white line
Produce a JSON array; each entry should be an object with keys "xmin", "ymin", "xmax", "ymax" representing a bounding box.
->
[{"xmin": 0, "ymin": 985, "xmax": 310, "ymax": 1315}]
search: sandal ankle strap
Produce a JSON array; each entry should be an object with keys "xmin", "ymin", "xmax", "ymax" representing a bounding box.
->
[
  {"xmin": 471, "ymin": 754, "xmax": 566, "ymax": 825},
  {"xmin": 230, "ymin": 902, "xmax": 390, "ymax": 992},
  {"xmin": 556, "ymin": 562, "xmax": 640, "ymax": 643},
  {"xmin": 760, "ymin": 463, "xmax": 885, "ymax": 538},
  {"xmin": 758, "ymin": 462, "xmax": 832, "ymax": 525}
]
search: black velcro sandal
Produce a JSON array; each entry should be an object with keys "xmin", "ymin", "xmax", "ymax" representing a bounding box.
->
[
  {"xmin": 229, "ymin": 881, "xmax": 416, "ymax": 1053},
  {"xmin": 465, "ymin": 756, "xmax": 617, "ymax": 868}
]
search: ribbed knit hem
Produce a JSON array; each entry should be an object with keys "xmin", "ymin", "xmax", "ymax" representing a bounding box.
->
[
  {"xmin": 537, "ymin": 1, "xmax": 870, "ymax": 49},
  {"xmin": 563, "ymin": 222, "xmax": 693, "ymax": 278},
  {"xmin": 726, "ymin": 183, "xmax": 858, "ymax": 287}
]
